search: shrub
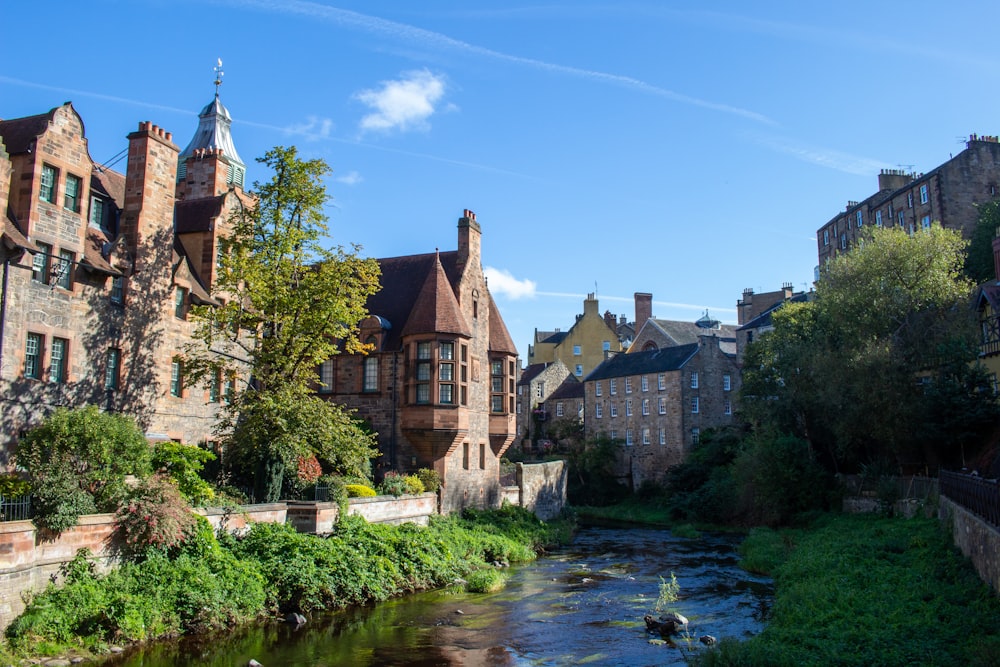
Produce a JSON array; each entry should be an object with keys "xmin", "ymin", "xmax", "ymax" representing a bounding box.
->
[
  {"xmin": 403, "ymin": 475, "xmax": 424, "ymax": 495},
  {"xmin": 30, "ymin": 464, "xmax": 96, "ymax": 534},
  {"xmin": 416, "ymin": 468, "xmax": 441, "ymax": 493},
  {"xmin": 345, "ymin": 484, "xmax": 376, "ymax": 498},
  {"xmin": 465, "ymin": 568, "xmax": 507, "ymax": 593},
  {"xmin": 0, "ymin": 474, "xmax": 30, "ymax": 497},
  {"xmin": 378, "ymin": 472, "xmax": 409, "ymax": 497},
  {"xmin": 152, "ymin": 441, "xmax": 216, "ymax": 506},
  {"xmin": 114, "ymin": 474, "xmax": 198, "ymax": 561}
]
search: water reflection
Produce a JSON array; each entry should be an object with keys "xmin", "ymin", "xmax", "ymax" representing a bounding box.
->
[{"xmin": 104, "ymin": 527, "xmax": 771, "ymax": 666}]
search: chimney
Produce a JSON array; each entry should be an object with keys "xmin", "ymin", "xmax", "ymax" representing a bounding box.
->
[
  {"xmin": 583, "ymin": 292, "xmax": 599, "ymax": 317},
  {"xmin": 634, "ymin": 292, "xmax": 652, "ymax": 327},
  {"xmin": 782, "ymin": 282, "xmax": 794, "ymax": 299},
  {"xmin": 878, "ymin": 168, "xmax": 914, "ymax": 192},
  {"xmin": 456, "ymin": 209, "xmax": 481, "ymax": 273},
  {"xmin": 121, "ymin": 121, "xmax": 179, "ymax": 277}
]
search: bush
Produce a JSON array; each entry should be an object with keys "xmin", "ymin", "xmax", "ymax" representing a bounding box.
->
[
  {"xmin": 403, "ymin": 475, "xmax": 424, "ymax": 495},
  {"xmin": 416, "ymin": 468, "xmax": 441, "ymax": 493},
  {"xmin": 15, "ymin": 407, "xmax": 151, "ymax": 533},
  {"xmin": 0, "ymin": 474, "xmax": 30, "ymax": 497},
  {"xmin": 114, "ymin": 474, "xmax": 198, "ymax": 561},
  {"xmin": 152, "ymin": 441, "xmax": 216, "ymax": 506},
  {"xmin": 345, "ymin": 484, "xmax": 376, "ymax": 498},
  {"xmin": 465, "ymin": 568, "xmax": 507, "ymax": 593},
  {"xmin": 378, "ymin": 472, "xmax": 409, "ymax": 497}
]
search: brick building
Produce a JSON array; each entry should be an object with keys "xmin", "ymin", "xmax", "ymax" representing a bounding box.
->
[
  {"xmin": 817, "ymin": 135, "xmax": 1000, "ymax": 267},
  {"xmin": 734, "ymin": 284, "xmax": 813, "ymax": 361},
  {"xmin": 316, "ymin": 211, "xmax": 519, "ymax": 513},
  {"xmin": 0, "ymin": 92, "xmax": 249, "ymax": 456},
  {"xmin": 584, "ymin": 334, "xmax": 739, "ymax": 488}
]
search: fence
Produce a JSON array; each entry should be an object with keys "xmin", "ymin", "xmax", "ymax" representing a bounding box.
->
[
  {"xmin": 939, "ymin": 470, "xmax": 1000, "ymax": 527},
  {"xmin": 0, "ymin": 495, "xmax": 33, "ymax": 522}
]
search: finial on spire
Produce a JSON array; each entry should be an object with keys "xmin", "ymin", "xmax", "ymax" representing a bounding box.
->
[{"xmin": 214, "ymin": 58, "xmax": 224, "ymax": 97}]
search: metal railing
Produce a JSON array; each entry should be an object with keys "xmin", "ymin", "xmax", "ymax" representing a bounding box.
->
[
  {"xmin": 940, "ymin": 470, "xmax": 1000, "ymax": 527},
  {"xmin": 0, "ymin": 494, "xmax": 34, "ymax": 522}
]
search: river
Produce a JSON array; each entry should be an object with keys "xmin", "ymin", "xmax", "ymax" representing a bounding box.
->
[{"xmin": 104, "ymin": 526, "xmax": 771, "ymax": 666}]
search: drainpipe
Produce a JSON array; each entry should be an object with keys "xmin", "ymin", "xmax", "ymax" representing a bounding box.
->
[{"xmin": 0, "ymin": 254, "xmax": 10, "ymax": 375}]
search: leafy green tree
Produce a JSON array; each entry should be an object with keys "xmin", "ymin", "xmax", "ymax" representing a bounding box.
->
[
  {"xmin": 742, "ymin": 224, "xmax": 996, "ymax": 471},
  {"xmin": 964, "ymin": 200, "xmax": 1000, "ymax": 283},
  {"xmin": 187, "ymin": 146, "xmax": 381, "ymax": 501},
  {"xmin": 14, "ymin": 406, "xmax": 152, "ymax": 532}
]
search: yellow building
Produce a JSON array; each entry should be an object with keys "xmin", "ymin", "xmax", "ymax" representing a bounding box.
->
[{"xmin": 528, "ymin": 293, "xmax": 622, "ymax": 379}]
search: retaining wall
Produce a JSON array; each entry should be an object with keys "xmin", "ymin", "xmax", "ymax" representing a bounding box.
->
[{"xmin": 939, "ymin": 496, "xmax": 1000, "ymax": 595}]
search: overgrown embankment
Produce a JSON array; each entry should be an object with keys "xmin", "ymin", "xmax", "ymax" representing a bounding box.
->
[
  {"xmin": 3, "ymin": 505, "xmax": 573, "ymax": 663},
  {"xmin": 700, "ymin": 514, "xmax": 1000, "ymax": 667}
]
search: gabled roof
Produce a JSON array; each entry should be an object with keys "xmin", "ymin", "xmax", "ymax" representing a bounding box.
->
[
  {"xmin": 175, "ymin": 195, "xmax": 226, "ymax": 234},
  {"xmin": 0, "ymin": 107, "xmax": 58, "ymax": 155},
  {"xmin": 398, "ymin": 251, "xmax": 471, "ymax": 340},
  {"xmin": 91, "ymin": 167, "xmax": 125, "ymax": 207},
  {"xmin": 519, "ymin": 362, "xmax": 551, "ymax": 385},
  {"xmin": 488, "ymin": 290, "xmax": 517, "ymax": 355},
  {"xmin": 172, "ymin": 238, "xmax": 218, "ymax": 305},
  {"xmin": 640, "ymin": 318, "xmax": 736, "ymax": 346},
  {"xmin": 545, "ymin": 376, "xmax": 583, "ymax": 401},
  {"xmin": 81, "ymin": 228, "xmax": 120, "ymax": 275},
  {"xmin": 586, "ymin": 344, "xmax": 698, "ymax": 382},
  {"xmin": 976, "ymin": 282, "xmax": 1000, "ymax": 312},
  {"xmin": 535, "ymin": 329, "xmax": 568, "ymax": 345}
]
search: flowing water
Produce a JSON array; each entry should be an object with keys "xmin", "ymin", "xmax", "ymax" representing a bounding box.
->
[{"xmin": 104, "ymin": 526, "xmax": 772, "ymax": 666}]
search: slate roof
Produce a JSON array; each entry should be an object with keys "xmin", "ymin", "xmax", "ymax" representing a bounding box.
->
[
  {"xmin": 175, "ymin": 195, "xmax": 226, "ymax": 234},
  {"xmin": 534, "ymin": 330, "xmax": 568, "ymax": 345},
  {"xmin": 737, "ymin": 292, "xmax": 812, "ymax": 331},
  {"xmin": 545, "ymin": 377, "xmax": 583, "ymax": 401},
  {"xmin": 172, "ymin": 238, "xmax": 217, "ymax": 305},
  {"xmin": 586, "ymin": 344, "xmax": 698, "ymax": 382},
  {"xmin": 643, "ymin": 318, "xmax": 737, "ymax": 346},
  {"xmin": 0, "ymin": 108, "xmax": 57, "ymax": 155},
  {"xmin": 488, "ymin": 290, "xmax": 517, "ymax": 355},
  {"xmin": 518, "ymin": 362, "xmax": 552, "ymax": 386},
  {"xmin": 369, "ymin": 250, "xmax": 458, "ymax": 349}
]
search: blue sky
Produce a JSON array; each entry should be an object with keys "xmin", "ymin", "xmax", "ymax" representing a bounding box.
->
[{"xmin": 4, "ymin": 1, "xmax": 1000, "ymax": 354}]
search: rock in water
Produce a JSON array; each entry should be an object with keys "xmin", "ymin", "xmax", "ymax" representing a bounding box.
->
[{"xmin": 699, "ymin": 635, "xmax": 717, "ymax": 646}]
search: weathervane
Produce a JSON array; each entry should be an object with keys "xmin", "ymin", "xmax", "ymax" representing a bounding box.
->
[{"xmin": 214, "ymin": 58, "xmax": 224, "ymax": 96}]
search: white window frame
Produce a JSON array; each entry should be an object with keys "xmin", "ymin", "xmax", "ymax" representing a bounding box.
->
[
  {"xmin": 626, "ymin": 428, "xmax": 633, "ymax": 446},
  {"xmin": 919, "ymin": 184, "xmax": 928, "ymax": 204},
  {"xmin": 610, "ymin": 378, "xmax": 617, "ymax": 395},
  {"xmin": 723, "ymin": 374, "xmax": 731, "ymax": 391},
  {"xmin": 642, "ymin": 428, "xmax": 650, "ymax": 445},
  {"xmin": 657, "ymin": 374, "xmax": 666, "ymax": 391},
  {"xmin": 691, "ymin": 396, "xmax": 699, "ymax": 414},
  {"xmin": 595, "ymin": 403, "xmax": 603, "ymax": 419},
  {"xmin": 641, "ymin": 375, "xmax": 648, "ymax": 392},
  {"xmin": 573, "ymin": 344, "xmax": 581, "ymax": 356},
  {"xmin": 658, "ymin": 396, "xmax": 667, "ymax": 414},
  {"xmin": 659, "ymin": 427, "xmax": 666, "ymax": 446},
  {"xmin": 690, "ymin": 372, "xmax": 698, "ymax": 389},
  {"xmin": 642, "ymin": 398, "xmax": 649, "ymax": 415},
  {"xmin": 595, "ymin": 381, "xmax": 602, "ymax": 397}
]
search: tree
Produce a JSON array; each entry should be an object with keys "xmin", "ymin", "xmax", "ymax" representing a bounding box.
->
[
  {"xmin": 187, "ymin": 146, "xmax": 382, "ymax": 501},
  {"xmin": 964, "ymin": 200, "xmax": 1000, "ymax": 284},
  {"xmin": 742, "ymin": 224, "xmax": 996, "ymax": 472}
]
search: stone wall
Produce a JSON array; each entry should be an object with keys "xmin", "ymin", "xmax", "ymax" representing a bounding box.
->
[
  {"xmin": 517, "ymin": 460, "xmax": 567, "ymax": 520},
  {"xmin": 940, "ymin": 496, "xmax": 1000, "ymax": 595}
]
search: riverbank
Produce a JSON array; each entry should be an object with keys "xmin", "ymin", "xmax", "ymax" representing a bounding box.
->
[{"xmin": 0, "ymin": 505, "xmax": 573, "ymax": 665}]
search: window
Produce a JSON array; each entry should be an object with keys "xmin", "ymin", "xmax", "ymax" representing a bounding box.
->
[
  {"xmin": 55, "ymin": 250, "xmax": 74, "ymax": 289},
  {"xmin": 105, "ymin": 348, "xmax": 121, "ymax": 391},
  {"xmin": 626, "ymin": 428, "xmax": 633, "ymax": 446},
  {"xmin": 641, "ymin": 376, "xmax": 648, "ymax": 392},
  {"xmin": 40, "ymin": 165, "xmax": 57, "ymax": 203},
  {"xmin": 610, "ymin": 379, "xmax": 617, "ymax": 395},
  {"xmin": 642, "ymin": 428, "xmax": 650, "ymax": 445},
  {"xmin": 170, "ymin": 360, "xmax": 184, "ymax": 397},
  {"xmin": 907, "ymin": 192, "xmax": 913, "ymax": 208},
  {"xmin": 556, "ymin": 402, "xmax": 564, "ymax": 417},
  {"xmin": 440, "ymin": 383, "xmax": 454, "ymax": 404},
  {"xmin": 888, "ymin": 203, "xmax": 894, "ymax": 217},
  {"xmin": 49, "ymin": 337, "xmax": 68, "ymax": 383},
  {"xmin": 602, "ymin": 340, "xmax": 611, "ymax": 351},
  {"xmin": 535, "ymin": 382, "xmax": 544, "ymax": 398},
  {"xmin": 625, "ymin": 398, "xmax": 633, "ymax": 416},
  {"xmin": 658, "ymin": 396, "xmax": 667, "ymax": 414},
  {"xmin": 595, "ymin": 403, "xmax": 603, "ymax": 418},
  {"xmin": 723, "ymin": 374, "xmax": 731, "ymax": 391},
  {"xmin": 659, "ymin": 427, "xmax": 666, "ymax": 446},
  {"xmin": 64, "ymin": 174, "xmax": 82, "ymax": 212},
  {"xmin": 823, "ymin": 229, "xmax": 829, "ymax": 246},
  {"xmin": 921, "ymin": 215, "xmax": 931, "ymax": 230},
  {"xmin": 89, "ymin": 197, "xmax": 105, "ymax": 227},
  {"xmin": 491, "ymin": 394, "xmax": 504, "ymax": 413},
  {"xmin": 224, "ymin": 375, "xmax": 235, "ymax": 402},
  {"xmin": 875, "ymin": 211, "xmax": 882, "ymax": 227},
  {"xmin": 642, "ymin": 398, "xmax": 649, "ymax": 415},
  {"xmin": 416, "ymin": 342, "xmax": 431, "ymax": 403},
  {"xmin": 610, "ymin": 429, "xmax": 618, "ymax": 441},
  {"xmin": 463, "ymin": 442, "xmax": 470, "ymax": 470},
  {"xmin": 479, "ymin": 443, "xmax": 486, "ymax": 470},
  {"xmin": 692, "ymin": 428, "xmax": 700, "ymax": 445},
  {"xmin": 919, "ymin": 184, "xmax": 929, "ymax": 204},
  {"xmin": 174, "ymin": 287, "xmax": 187, "ymax": 319},
  {"xmin": 595, "ymin": 381, "xmax": 602, "ymax": 397},
  {"xmin": 575, "ymin": 364, "xmax": 583, "ymax": 376},
  {"xmin": 725, "ymin": 400, "xmax": 732, "ymax": 416},
  {"xmin": 625, "ymin": 377, "xmax": 632, "ymax": 393},
  {"xmin": 363, "ymin": 357, "xmax": 379, "ymax": 392},
  {"xmin": 573, "ymin": 344, "xmax": 581, "ymax": 356},
  {"xmin": 318, "ymin": 359, "xmax": 334, "ymax": 393},
  {"xmin": 691, "ymin": 396, "xmax": 699, "ymax": 413},
  {"xmin": 490, "ymin": 359, "xmax": 505, "ymax": 412},
  {"xmin": 690, "ymin": 372, "xmax": 698, "ymax": 389},
  {"xmin": 209, "ymin": 370, "xmax": 221, "ymax": 402},
  {"xmin": 856, "ymin": 210, "xmax": 863, "ymax": 227},
  {"xmin": 32, "ymin": 243, "xmax": 52, "ymax": 284},
  {"xmin": 110, "ymin": 275, "xmax": 124, "ymax": 305},
  {"xmin": 439, "ymin": 342, "xmax": 453, "ymax": 402},
  {"xmin": 840, "ymin": 234, "xmax": 847, "ymax": 250},
  {"xmin": 898, "ymin": 211, "xmax": 905, "ymax": 227},
  {"xmin": 25, "ymin": 333, "xmax": 43, "ymax": 379},
  {"xmin": 657, "ymin": 374, "xmax": 666, "ymax": 390},
  {"xmin": 610, "ymin": 402, "xmax": 618, "ymax": 418}
]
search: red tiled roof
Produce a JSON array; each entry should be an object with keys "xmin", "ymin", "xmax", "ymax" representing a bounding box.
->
[
  {"xmin": 488, "ymin": 289, "xmax": 517, "ymax": 355},
  {"xmin": 81, "ymin": 228, "xmax": 119, "ymax": 275},
  {"xmin": 400, "ymin": 251, "xmax": 471, "ymax": 339},
  {"xmin": 91, "ymin": 167, "xmax": 125, "ymax": 208},
  {"xmin": 0, "ymin": 108, "xmax": 57, "ymax": 155},
  {"xmin": 2, "ymin": 214, "xmax": 35, "ymax": 253}
]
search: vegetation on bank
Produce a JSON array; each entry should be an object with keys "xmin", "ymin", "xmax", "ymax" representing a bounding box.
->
[
  {"xmin": 4, "ymin": 504, "xmax": 572, "ymax": 661},
  {"xmin": 695, "ymin": 514, "xmax": 1000, "ymax": 667}
]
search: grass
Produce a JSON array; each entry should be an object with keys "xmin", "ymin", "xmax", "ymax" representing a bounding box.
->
[
  {"xmin": 465, "ymin": 568, "xmax": 508, "ymax": 593},
  {"xmin": 697, "ymin": 513, "xmax": 1000, "ymax": 667}
]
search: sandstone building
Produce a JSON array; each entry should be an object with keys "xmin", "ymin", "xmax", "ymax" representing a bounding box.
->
[{"xmin": 817, "ymin": 135, "xmax": 1000, "ymax": 267}]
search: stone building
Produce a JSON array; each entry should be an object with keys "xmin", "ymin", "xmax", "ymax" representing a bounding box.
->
[
  {"xmin": 817, "ymin": 135, "xmax": 1000, "ymax": 267},
  {"xmin": 0, "ymin": 91, "xmax": 249, "ymax": 456},
  {"xmin": 584, "ymin": 334, "xmax": 739, "ymax": 488},
  {"xmin": 317, "ymin": 211, "xmax": 519, "ymax": 513},
  {"xmin": 514, "ymin": 359, "xmax": 575, "ymax": 450},
  {"xmin": 734, "ymin": 284, "xmax": 813, "ymax": 361},
  {"xmin": 528, "ymin": 293, "xmax": 622, "ymax": 379}
]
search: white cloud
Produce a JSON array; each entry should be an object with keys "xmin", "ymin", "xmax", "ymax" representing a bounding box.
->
[
  {"xmin": 749, "ymin": 133, "xmax": 888, "ymax": 176},
  {"xmin": 284, "ymin": 116, "xmax": 334, "ymax": 140},
  {"xmin": 354, "ymin": 70, "xmax": 448, "ymax": 133},
  {"xmin": 334, "ymin": 170, "xmax": 363, "ymax": 186},
  {"xmin": 484, "ymin": 266, "xmax": 537, "ymax": 300}
]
